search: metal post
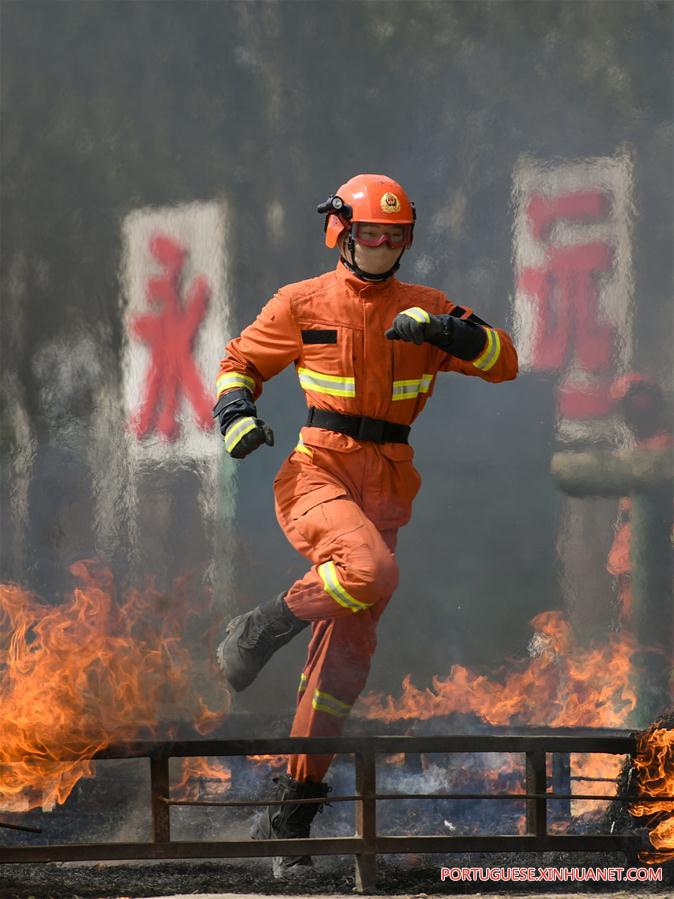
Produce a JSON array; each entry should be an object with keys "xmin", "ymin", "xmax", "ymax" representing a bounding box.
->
[
  {"xmin": 551, "ymin": 752, "xmax": 571, "ymax": 821},
  {"xmin": 150, "ymin": 755, "xmax": 171, "ymax": 843},
  {"xmin": 354, "ymin": 751, "xmax": 377, "ymax": 893},
  {"xmin": 630, "ymin": 487, "xmax": 674, "ymax": 727},
  {"xmin": 525, "ymin": 750, "xmax": 547, "ymax": 837}
]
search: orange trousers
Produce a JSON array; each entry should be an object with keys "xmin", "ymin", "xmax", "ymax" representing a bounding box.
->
[{"xmin": 273, "ymin": 435, "xmax": 419, "ymax": 783}]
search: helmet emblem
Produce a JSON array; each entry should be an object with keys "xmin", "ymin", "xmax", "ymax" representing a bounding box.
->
[{"xmin": 380, "ymin": 192, "xmax": 401, "ymax": 214}]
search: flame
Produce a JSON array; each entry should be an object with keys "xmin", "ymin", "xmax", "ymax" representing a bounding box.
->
[
  {"xmin": 360, "ymin": 611, "xmax": 637, "ymax": 728},
  {"xmin": 631, "ymin": 724, "xmax": 674, "ymax": 862},
  {"xmin": 247, "ymin": 754, "xmax": 288, "ymax": 769},
  {"xmin": 360, "ymin": 611, "xmax": 643, "ymax": 820},
  {"xmin": 383, "ymin": 752, "xmax": 406, "ymax": 765},
  {"xmin": 0, "ymin": 560, "xmax": 228, "ymax": 812},
  {"xmin": 172, "ymin": 757, "xmax": 232, "ymax": 801}
]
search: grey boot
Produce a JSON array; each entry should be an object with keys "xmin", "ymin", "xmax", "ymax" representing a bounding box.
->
[
  {"xmin": 216, "ymin": 593, "xmax": 308, "ymax": 692},
  {"xmin": 250, "ymin": 772, "xmax": 331, "ymax": 878}
]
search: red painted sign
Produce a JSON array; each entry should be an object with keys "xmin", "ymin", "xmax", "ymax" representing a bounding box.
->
[
  {"xmin": 130, "ymin": 234, "xmax": 213, "ymax": 442},
  {"xmin": 513, "ymin": 161, "xmax": 633, "ymax": 431}
]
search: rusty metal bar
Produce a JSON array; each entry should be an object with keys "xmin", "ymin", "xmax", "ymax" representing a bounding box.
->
[
  {"xmin": 572, "ymin": 775, "xmax": 618, "ymax": 782},
  {"xmin": 88, "ymin": 733, "xmax": 635, "ymax": 759},
  {"xmin": 0, "ymin": 732, "xmax": 644, "ymax": 892},
  {"xmin": 160, "ymin": 791, "xmax": 674, "ymax": 807},
  {"xmin": 526, "ymin": 749, "xmax": 547, "ymax": 837},
  {"xmin": 0, "ymin": 834, "xmax": 641, "ymax": 864},
  {"xmin": 0, "ymin": 820, "xmax": 42, "ymax": 834},
  {"xmin": 355, "ymin": 751, "xmax": 377, "ymax": 893}
]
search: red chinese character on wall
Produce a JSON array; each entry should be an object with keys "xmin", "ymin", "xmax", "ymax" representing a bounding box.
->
[
  {"xmin": 130, "ymin": 234, "xmax": 213, "ymax": 441},
  {"xmin": 517, "ymin": 190, "xmax": 617, "ymax": 418}
]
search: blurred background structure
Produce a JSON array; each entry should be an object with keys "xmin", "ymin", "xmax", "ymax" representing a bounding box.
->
[{"xmin": 1, "ymin": 0, "xmax": 672, "ymax": 722}]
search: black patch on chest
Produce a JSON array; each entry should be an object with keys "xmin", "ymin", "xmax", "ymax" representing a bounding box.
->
[{"xmin": 301, "ymin": 329, "xmax": 338, "ymax": 344}]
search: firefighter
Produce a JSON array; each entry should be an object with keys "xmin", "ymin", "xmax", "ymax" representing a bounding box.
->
[{"xmin": 213, "ymin": 174, "xmax": 518, "ymax": 876}]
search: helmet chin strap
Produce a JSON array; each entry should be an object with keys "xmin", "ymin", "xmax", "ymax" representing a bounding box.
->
[{"xmin": 340, "ymin": 234, "xmax": 405, "ymax": 282}]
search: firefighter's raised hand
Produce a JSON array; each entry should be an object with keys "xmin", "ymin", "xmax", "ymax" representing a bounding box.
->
[
  {"xmin": 223, "ymin": 416, "xmax": 275, "ymax": 459},
  {"xmin": 385, "ymin": 307, "xmax": 447, "ymax": 346}
]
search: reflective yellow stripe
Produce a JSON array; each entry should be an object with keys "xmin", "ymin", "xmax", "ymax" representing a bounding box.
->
[
  {"xmin": 318, "ymin": 561, "xmax": 371, "ymax": 613},
  {"xmin": 315, "ymin": 689, "xmax": 351, "ymax": 710},
  {"xmin": 294, "ymin": 433, "xmax": 313, "ymax": 458},
  {"xmin": 298, "ymin": 367, "xmax": 356, "ymax": 398},
  {"xmin": 224, "ymin": 416, "xmax": 257, "ymax": 452},
  {"xmin": 312, "ymin": 689, "xmax": 352, "ymax": 717},
  {"xmin": 472, "ymin": 329, "xmax": 501, "ymax": 372},
  {"xmin": 401, "ymin": 306, "xmax": 431, "ymax": 324},
  {"xmin": 392, "ymin": 373, "xmax": 434, "ymax": 401},
  {"xmin": 216, "ymin": 372, "xmax": 256, "ymax": 397},
  {"xmin": 297, "ymin": 672, "xmax": 308, "ymax": 694}
]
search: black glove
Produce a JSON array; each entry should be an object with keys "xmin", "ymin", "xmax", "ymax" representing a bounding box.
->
[
  {"xmin": 386, "ymin": 308, "xmax": 489, "ymax": 360},
  {"xmin": 213, "ymin": 388, "xmax": 274, "ymax": 459},
  {"xmin": 223, "ymin": 415, "xmax": 274, "ymax": 459},
  {"xmin": 385, "ymin": 307, "xmax": 446, "ymax": 345}
]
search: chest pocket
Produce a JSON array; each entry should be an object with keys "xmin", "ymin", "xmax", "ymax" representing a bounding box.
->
[
  {"xmin": 391, "ymin": 341, "xmax": 436, "ymax": 403},
  {"xmin": 297, "ymin": 325, "xmax": 355, "ymax": 399}
]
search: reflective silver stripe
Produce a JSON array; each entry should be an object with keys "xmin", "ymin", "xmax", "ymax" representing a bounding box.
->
[
  {"xmin": 294, "ymin": 432, "xmax": 313, "ymax": 458},
  {"xmin": 224, "ymin": 416, "xmax": 257, "ymax": 452},
  {"xmin": 473, "ymin": 329, "xmax": 501, "ymax": 372},
  {"xmin": 318, "ymin": 561, "xmax": 371, "ymax": 613},
  {"xmin": 298, "ymin": 367, "xmax": 356, "ymax": 398},
  {"xmin": 216, "ymin": 372, "xmax": 256, "ymax": 396},
  {"xmin": 401, "ymin": 306, "xmax": 430, "ymax": 324},
  {"xmin": 391, "ymin": 373, "xmax": 434, "ymax": 401},
  {"xmin": 298, "ymin": 672, "xmax": 308, "ymax": 694},
  {"xmin": 311, "ymin": 688, "xmax": 352, "ymax": 717}
]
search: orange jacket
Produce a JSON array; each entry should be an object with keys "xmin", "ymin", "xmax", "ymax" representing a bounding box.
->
[{"xmin": 216, "ymin": 261, "xmax": 518, "ymax": 447}]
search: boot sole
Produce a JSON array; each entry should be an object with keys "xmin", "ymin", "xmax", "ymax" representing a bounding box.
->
[{"xmin": 272, "ymin": 856, "xmax": 313, "ymax": 879}]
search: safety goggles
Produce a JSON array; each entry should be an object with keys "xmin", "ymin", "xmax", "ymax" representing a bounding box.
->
[{"xmin": 351, "ymin": 222, "xmax": 413, "ymax": 249}]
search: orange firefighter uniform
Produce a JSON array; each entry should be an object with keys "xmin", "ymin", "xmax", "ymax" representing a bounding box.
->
[{"xmin": 216, "ymin": 259, "xmax": 518, "ymax": 783}]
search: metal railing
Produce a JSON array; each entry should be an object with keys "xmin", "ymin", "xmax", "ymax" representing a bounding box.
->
[{"xmin": 0, "ymin": 733, "xmax": 652, "ymax": 892}]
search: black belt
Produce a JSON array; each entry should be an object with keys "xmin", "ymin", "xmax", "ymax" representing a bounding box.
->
[{"xmin": 306, "ymin": 407, "xmax": 410, "ymax": 444}]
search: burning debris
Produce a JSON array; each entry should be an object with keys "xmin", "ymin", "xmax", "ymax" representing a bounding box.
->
[
  {"xmin": 606, "ymin": 713, "xmax": 674, "ymax": 864},
  {"xmin": 358, "ymin": 609, "xmax": 650, "ymax": 823},
  {"xmin": 631, "ymin": 720, "xmax": 674, "ymax": 860}
]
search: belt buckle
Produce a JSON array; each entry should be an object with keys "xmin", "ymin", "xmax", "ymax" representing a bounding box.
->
[{"xmin": 357, "ymin": 416, "xmax": 386, "ymax": 442}]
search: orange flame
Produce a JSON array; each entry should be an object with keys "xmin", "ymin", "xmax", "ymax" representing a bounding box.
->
[
  {"xmin": 360, "ymin": 611, "xmax": 637, "ymax": 728},
  {"xmin": 172, "ymin": 758, "xmax": 232, "ymax": 801},
  {"xmin": 360, "ymin": 611, "xmax": 643, "ymax": 818},
  {"xmin": 631, "ymin": 725, "xmax": 674, "ymax": 862},
  {"xmin": 0, "ymin": 560, "xmax": 227, "ymax": 812},
  {"xmin": 247, "ymin": 754, "xmax": 288, "ymax": 769}
]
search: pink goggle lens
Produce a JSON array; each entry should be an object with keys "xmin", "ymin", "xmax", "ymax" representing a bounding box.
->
[{"xmin": 352, "ymin": 223, "xmax": 412, "ymax": 249}]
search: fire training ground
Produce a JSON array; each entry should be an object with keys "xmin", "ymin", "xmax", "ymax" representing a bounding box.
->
[{"xmin": 213, "ymin": 174, "xmax": 518, "ymax": 875}]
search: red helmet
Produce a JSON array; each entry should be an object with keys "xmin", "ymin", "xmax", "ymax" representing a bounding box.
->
[{"xmin": 318, "ymin": 174, "xmax": 416, "ymax": 249}]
